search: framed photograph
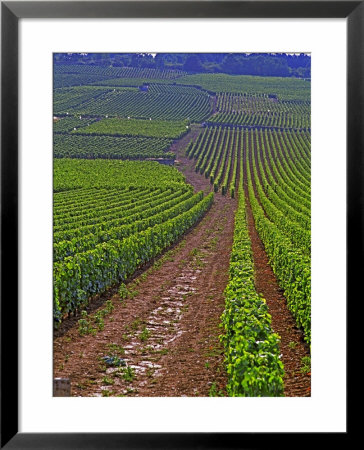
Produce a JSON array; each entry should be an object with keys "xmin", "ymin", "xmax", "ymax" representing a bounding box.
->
[{"xmin": 1, "ymin": 1, "xmax": 357, "ymax": 448}]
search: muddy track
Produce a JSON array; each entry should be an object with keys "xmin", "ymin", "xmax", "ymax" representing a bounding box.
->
[{"xmin": 53, "ymin": 130, "xmax": 237, "ymax": 397}]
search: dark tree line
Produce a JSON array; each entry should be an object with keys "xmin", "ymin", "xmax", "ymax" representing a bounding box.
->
[{"xmin": 54, "ymin": 53, "xmax": 311, "ymax": 78}]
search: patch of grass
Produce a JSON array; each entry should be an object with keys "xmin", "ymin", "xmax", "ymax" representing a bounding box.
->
[
  {"xmin": 122, "ymin": 366, "xmax": 135, "ymax": 382},
  {"xmin": 189, "ymin": 248, "xmax": 201, "ymax": 258},
  {"xmin": 140, "ymin": 326, "xmax": 150, "ymax": 342},
  {"xmin": 93, "ymin": 311, "xmax": 105, "ymax": 331},
  {"xmin": 102, "ymin": 376, "xmax": 115, "ymax": 386},
  {"xmin": 205, "ymin": 236, "xmax": 218, "ymax": 250},
  {"xmin": 191, "ymin": 256, "xmax": 205, "ymax": 269},
  {"xmin": 105, "ymin": 300, "xmax": 114, "ymax": 314},
  {"xmin": 178, "ymin": 259, "xmax": 187, "ymax": 269},
  {"xmin": 78, "ymin": 310, "xmax": 97, "ymax": 336},
  {"xmin": 208, "ymin": 382, "xmax": 224, "ymax": 397},
  {"xmin": 300, "ymin": 356, "xmax": 311, "ymax": 374},
  {"xmin": 128, "ymin": 288, "xmax": 139, "ymax": 299},
  {"xmin": 119, "ymin": 282, "xmax": 130, "ymax": 299},
  {"xmin": 101, "ymin": 389, "xmax": 114, "ymax": 397},
  {"xmin": 181, "ymin": 303, "xmax": 189, "ymax": 313},
  {"xmin": 288, "ymin": 341, "xmax": 298, "ymax": 349},
  {"xmin": 131, "ymin": 318, "xmax": 142, "ymax": 331},
  {"xmin": 156, "ymin": 348, "xmax": 169, "ymax": 355}
]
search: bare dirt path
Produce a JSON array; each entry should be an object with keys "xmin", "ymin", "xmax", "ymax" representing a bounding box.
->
[{"xmin": 53, "ymin": 128, "xmax": 237, "ymax": 397}]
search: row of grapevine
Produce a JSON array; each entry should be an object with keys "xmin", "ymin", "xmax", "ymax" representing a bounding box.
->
[
  {"xmin": 54, "ymin": 134, "xmax": 175, "ymax": 160},
  {"xmin": 221, "ymin": 172, "xmax": 284, "ymax": 396}
]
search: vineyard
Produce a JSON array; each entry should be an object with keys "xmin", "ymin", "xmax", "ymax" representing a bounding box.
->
[
  {"xmin": 54, "ymin": 64, "xmax": 186, "ymax": 88},
  {"xmin": 53, "ymin": 56, "xmax": 311, "ymax": 398},
  {"xmin": 53, "ymin": 159, "xmax": 213, "ymax": 321},
  {"xmin": 207, "ymin": 94, "xmax": 310, "ymax": 129},
  {"xmin": 54, "ymin": 84, "xmax": 211, "ymax": 121},
  {"xmin": 54, "ymin": 134, "xmax": 175, "ymax": 160}
]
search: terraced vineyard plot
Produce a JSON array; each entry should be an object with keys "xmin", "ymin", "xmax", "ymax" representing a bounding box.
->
[
  {"xmin": 187, "ymin": 126, "xmax": 311, "ymax": 199},
  {"xmin": 53, "ymin": 86, "xmax": 137, "ymax": 116},
  {"xmin": 53, "ymin": 134, "xmax": 175, "ymax": 160},
  {"xmin": 72, "ymin": 118, "xmax": 189, "ymax": 139},
  {"xmin": 53, "ymin": 116, "xmax": 99, "ymax": 133},
  {"xmin": 177, "ymin": 73, "xmax": 311, "ymax": 101},
  {"xmin": 54, "ymin": 64, "xmax": 186, "ymax": 88},
  {"xmin": 208, "ymin": 94, "xmax": 310, "ymax": 129},
  {"xmin": 53, "ymin": 160, "xmax": 213, "ymax": 322},
  {"xmin": 55, "ymin": 89, "xmax": 211, "ymax": 121}
]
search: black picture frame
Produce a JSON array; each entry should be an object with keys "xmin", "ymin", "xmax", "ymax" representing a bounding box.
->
[{"xmin": 1, "ymin": 1, "xmax": 357, "ymax": 448}]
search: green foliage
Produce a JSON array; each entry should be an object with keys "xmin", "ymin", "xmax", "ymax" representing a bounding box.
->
[
  {"xmin": 177, "ymin": 73, "xmax": 311, "ymax": 101},
  {"xmin": 118, "ymin": 283, "xmax": 129, "ymax": 299},
  {"xmin": 122, "ymin": 366, "xmax": 135, "ymax": 382},
  {"xmin": 208, "ymin": 94, "xmax": 310, "ymax": 129},
  {"xmin": 54, "ymin": 133, "xmax": 174, "ymax": 160},
  {"xmin": 246, "ymin": 140, "xmax": 311, "ymax": 346},
  {"xmin": 72, "ymin": 118, "xmax": 189, "ymax": 139},
  {"xmin": 140, "ymin": 326, "xmax": 150, "ymax": 342},
  {"xmin": 221, "ymin": 175, "xmax": 284, "ymax": 397},
  {"xmin": 54, "ymin": 64, "xmax": 185, "ymax": 89},
  {"xmin": 208, "ymin": 382, "xmax": 224, "ymax": 397},
  {"xmin": 300, "ymin": 356, "xmax": 311, "ymax": 373},
  {"xmin": 53, "ymin": 159, "xmax": 187, "ymax": 192},
  {"xmin": 54, "ymin": 83, "xmax": 211, "ymax": 121},
  {"xmin": 78, "ymin": 311, "xmax": 96, "ymax": 336}
]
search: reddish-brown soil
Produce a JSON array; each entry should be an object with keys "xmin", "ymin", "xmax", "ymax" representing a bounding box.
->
[{"xmin": 53, "ymin": 125, "xmax": 310, "ymax": 397}]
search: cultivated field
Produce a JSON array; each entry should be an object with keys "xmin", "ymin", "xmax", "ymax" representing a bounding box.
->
[{"xmin": 53, "ymin": 59, "xmax": 311, "ymax": 397}]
